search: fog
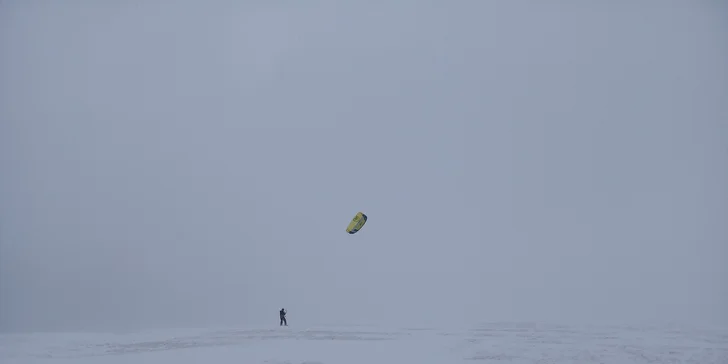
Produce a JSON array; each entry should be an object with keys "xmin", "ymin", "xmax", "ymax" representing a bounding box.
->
[{"xmin": 1, "ymin": 1, "xmax": 726, "ymax": 332}]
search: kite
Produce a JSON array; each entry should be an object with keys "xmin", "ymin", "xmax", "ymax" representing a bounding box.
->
[{"xmin": 345, "ymin": 212, "xmax": 367, "ymax": 234}]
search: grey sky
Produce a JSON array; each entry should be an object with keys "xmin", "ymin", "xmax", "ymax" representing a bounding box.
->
[{"xmin": 1, "ymin": 1, "xmax": 726, "ymax": 332}]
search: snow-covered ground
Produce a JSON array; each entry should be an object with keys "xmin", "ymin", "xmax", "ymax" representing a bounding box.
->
[{"xmin": 2, "ymin": 322, "xmax": 727, "ymax": 364}]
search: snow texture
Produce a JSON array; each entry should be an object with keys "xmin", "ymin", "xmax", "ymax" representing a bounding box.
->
[{"xmin": 2, "ymin": 322, "xmax": 727, "ymax": 364}]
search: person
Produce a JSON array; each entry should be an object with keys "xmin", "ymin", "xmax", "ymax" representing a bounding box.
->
[{"xmin": 279, "ymin": 308, "xmax": 287, "ymax": 326}]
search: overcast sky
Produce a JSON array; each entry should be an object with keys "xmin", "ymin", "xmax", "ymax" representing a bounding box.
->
[{"xmin": 1, "ymin": 1, "xmax": 726, "ymax": 332}]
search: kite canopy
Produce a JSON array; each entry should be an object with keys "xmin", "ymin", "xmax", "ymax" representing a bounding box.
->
[{"xmin": 346, "ymin": 212, "xmax": 367, "ymax": 234}]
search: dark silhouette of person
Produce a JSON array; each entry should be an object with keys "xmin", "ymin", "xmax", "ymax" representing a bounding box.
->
[{"xmin": 279, "ymin": 308, "xmax": 287, "ymax": 326}]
